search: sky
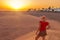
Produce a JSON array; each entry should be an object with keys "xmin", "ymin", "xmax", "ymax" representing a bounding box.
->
[{"xmin": 0, "ymin": 0, "xmax": 60, "ymax": 11}]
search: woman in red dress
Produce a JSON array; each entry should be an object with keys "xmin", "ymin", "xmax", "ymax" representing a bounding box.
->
[{"xmin": 35, "ymin": 16, "xmax": 50, "ymax": 40}]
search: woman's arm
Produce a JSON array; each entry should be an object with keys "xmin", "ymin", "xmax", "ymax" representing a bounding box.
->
[
  {"xmin": 47, "ymin": 24, "xmax": 51, "ymax": 29},
  {"xmin": 36, "ymin": 28, "xmax": 39, "ymax": 34}
]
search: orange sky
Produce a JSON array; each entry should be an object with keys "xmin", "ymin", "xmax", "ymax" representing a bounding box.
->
[{"xmin": 0, "ymin": 0, "xmax": 60, "ymax": 11}]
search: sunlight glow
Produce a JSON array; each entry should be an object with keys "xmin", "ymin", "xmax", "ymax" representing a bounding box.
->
[{"xmin": 6, "ymin": 0, "xmax": 30, "ymax": 9}]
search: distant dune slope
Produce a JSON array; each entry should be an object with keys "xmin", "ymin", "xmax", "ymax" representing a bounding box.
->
[{"xmin": 26, "ymin": 12, "xmax": 60, "ymax": 21}]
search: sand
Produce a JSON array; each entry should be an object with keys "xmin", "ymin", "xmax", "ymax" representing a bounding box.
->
[
  {"xmin": 15, "ymin": 30, "xmax": 60, "ymax": 40},
  {"xmin": 0, "ymin": 11, "xmax": 60, "ymax": 40}
]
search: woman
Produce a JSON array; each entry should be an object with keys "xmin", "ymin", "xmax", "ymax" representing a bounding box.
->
[{"xmin": 35, "ymin": 16, "xmax": 50, "ymax": 40}]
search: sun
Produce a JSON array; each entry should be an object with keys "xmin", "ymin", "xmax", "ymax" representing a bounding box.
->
[
  {"xmin": 10, "ymin": 2, "xmax": 21, "ymax": 9},
  {"xmin": 5, "ymin": 0, "xmax": 31, "ymax": 10},
  {"xmin": 8, "ymin": 0, "xmax": 26, "ymax": 9}
]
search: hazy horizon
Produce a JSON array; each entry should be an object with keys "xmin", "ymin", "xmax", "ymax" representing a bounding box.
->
[{"xmin": 0, "ymin": 0, "xmax": 60, "ymax": 11}]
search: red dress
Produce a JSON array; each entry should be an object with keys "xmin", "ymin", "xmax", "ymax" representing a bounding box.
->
[{"xmin": 39, "ymin": 21, "xmax": 49, "ymax": 31}]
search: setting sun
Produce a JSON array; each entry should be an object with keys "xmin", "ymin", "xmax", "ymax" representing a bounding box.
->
[
  {"xmin": 7, "ymin": 0, "xmax": 26, "ymax": 9},
  {"xmin": 4, "ymin": 0, "xmax": 31, "ymax": 10}
]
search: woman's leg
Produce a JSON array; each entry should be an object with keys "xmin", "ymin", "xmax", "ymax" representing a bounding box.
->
[
  {"xmin": 42, "ymin": 31, "xmax": 47, "ymax": 40},
  {"xmin": 35, "ymin": 35, "xmax": 40, "ymax": 40},
  {"xmin": 42, "ymin": 36, "xmax": 45, "ymax": 40}
]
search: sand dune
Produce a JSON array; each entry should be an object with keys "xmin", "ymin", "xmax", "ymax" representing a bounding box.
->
[
  {"xmin": 15, "ymin": 12, "xmax": 60, "ymax": 40},
  {"xmin": 0, "ymin": 11, "xmax": 60, "ymax": 40},
  {"xmin": 0, "ymin": 11, "xmax": 39, "ymax": 40}
]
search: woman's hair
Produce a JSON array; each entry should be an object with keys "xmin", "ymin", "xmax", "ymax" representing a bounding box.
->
[{"xmin": 41, "ymin": 15, "xmax": 46, "ymax": 19}]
